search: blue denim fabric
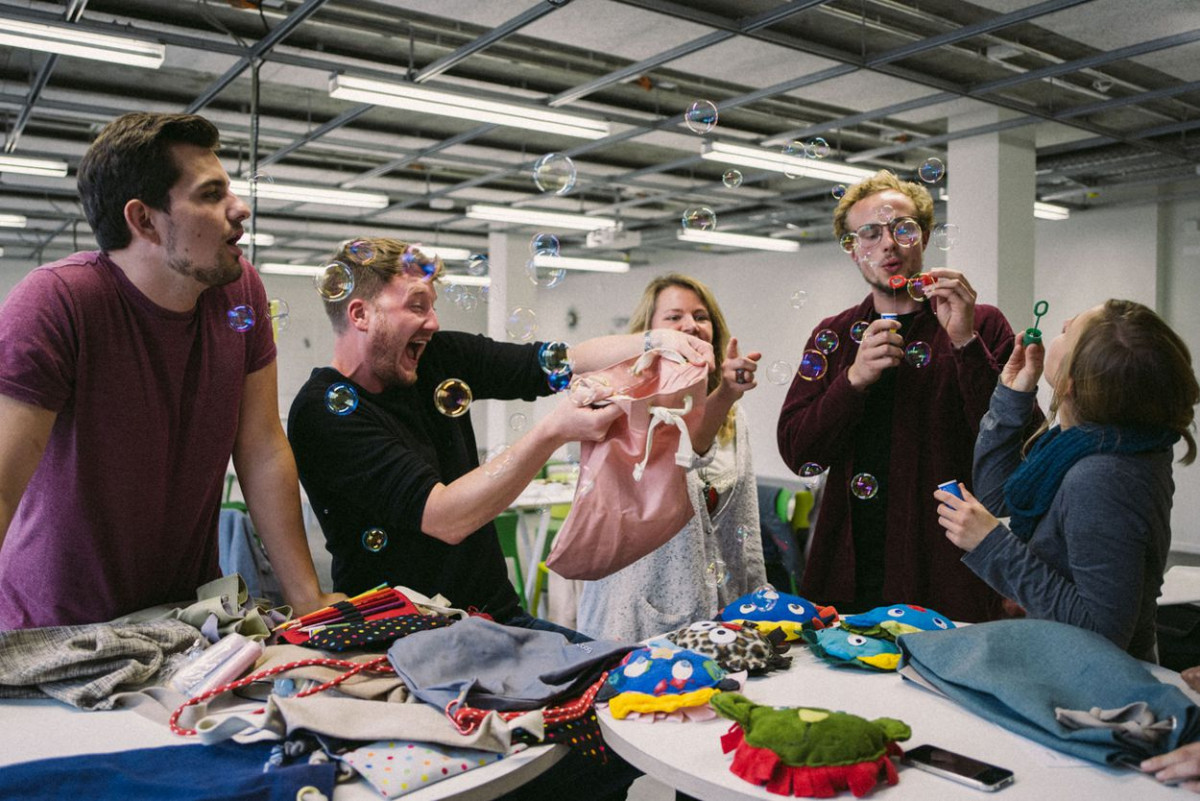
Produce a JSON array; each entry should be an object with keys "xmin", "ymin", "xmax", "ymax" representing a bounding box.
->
[{"xmin": 898, "ymin": 619, "xmax": 1200, "ymax": 767}]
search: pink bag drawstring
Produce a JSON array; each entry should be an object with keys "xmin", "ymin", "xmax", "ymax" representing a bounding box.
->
[{"xmin": 633, "ymin": 394, "xmax": 695, "ymax": 481}]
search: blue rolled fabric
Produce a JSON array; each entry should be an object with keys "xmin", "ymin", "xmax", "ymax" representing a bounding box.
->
[
  {"xmin": 897, "ymin": 619, "xmax": 1200, "ymax": 767},
  {"xmin": 0, "ymin": 740, "xmax": 337, "ymax": 801}
]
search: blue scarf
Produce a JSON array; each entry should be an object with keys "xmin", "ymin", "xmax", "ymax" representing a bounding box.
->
[{"xmin": 1004, "ymin": 423, "xmax": 1178, "ymax": 541}]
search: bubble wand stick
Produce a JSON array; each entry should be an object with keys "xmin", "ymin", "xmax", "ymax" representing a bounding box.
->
[{"xmin": 1024, "ymin": 300, "xmax": 1049, "ymax": 346}]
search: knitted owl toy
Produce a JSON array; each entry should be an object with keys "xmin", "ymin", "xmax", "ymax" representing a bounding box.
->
[
  {"xmin": 717, "ymin": 588, "xmax": 839, "ymax": 642},
  {"xmin": 711, "ymin": 692, "xmax": 911, "ymax": 798},
  {"xmin": 597, "ymin": 645, "xmax": 739, "ymax": 720}
]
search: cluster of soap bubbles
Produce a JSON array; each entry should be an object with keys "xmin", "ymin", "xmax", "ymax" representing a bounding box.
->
[
  {"xmin": 441, "ymin": 282, "xmax": 488, "ymax": 312},
  {"xmin": 538, "ymin": 341, "xmax": 573, "ymax": 392}
]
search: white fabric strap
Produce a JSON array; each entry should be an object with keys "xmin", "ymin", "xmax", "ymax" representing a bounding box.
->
[{"xmin": 633, "ymin": 394, "xmax": 695, "ymax": 481}]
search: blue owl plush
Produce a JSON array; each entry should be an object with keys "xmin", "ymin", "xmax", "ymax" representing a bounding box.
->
[
  {"xmin": 804, "ymin": 627, "xmax": 902, "ymax": 671},
  {"xmin": 598, "ymin": 645, "xmax": 738, "ymax": 719},
  {"xmin": 838, "ymin": 604, "xmax": 955, "ymax": 641},
  {"xmin": 717, "ymin": 588, "xmax": 838, "ymax": 641}
]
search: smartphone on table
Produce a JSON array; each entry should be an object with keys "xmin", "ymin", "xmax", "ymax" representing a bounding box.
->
[{"xmin": 903, "ymin": 744, "xmax": 1014, "ymax": 792}]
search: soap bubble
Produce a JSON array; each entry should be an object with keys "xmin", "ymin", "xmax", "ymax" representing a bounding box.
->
[
  {"xmin": 814, "ymin": 329, "xmax": 840, "ymax": 355},
  {"xmin": 799, "ymin": 462, "xmax": 825, "ymax": 488},
  {"xmin": 790, "ymin": 290, "xmax": 807, "ymax": 309},
  {"xmin": 347, "ymin": 239, "xmax": 377, "ymax": 265},
  {"xmin": 401, "ymin": 247, "xmax": 438, "ymax": 281},
  {"xmin": 893, "ymin": 218, "xmax": 922, "ymax": 248},
  {"xmin": 735, "ymin": 525, "xmax": 751, "ymax": 545},
  {"xmin": 361, "ymin": 528, "xmax": 388, "ymax": 553},
  {"xmin": 832, "ymin": 184, "xmax": 847, "ymax": 200},
  {"xmin": 851, "ymin": 473, "xmax": 879, "ymax": 500},
  {"xmin": 506, "ymin": 307, "xmax": 538, "ymax": 341},
  {"xmin": 681, "ymin": 206, "xmax": 717, "ymax": 231},
  {"xmin": 684, "ymin": 100, "xmax": 718, "ymax": 134},
  {"xmin": 722, "ymin": 169, "xmax": 743, "ymax": 188},
  {"xmin": 849, "ymin": 320, "xmax": 869, "ymax": 343},
  {"xmin": 526, "ymin": 256, "xmax": 566, "ymax": 289},
  {"xmin": 315, "ymin": 261, "xmax": 354, "ymax": 302},
  {"xmin": 484, "ymin": 444, "xmax": 513, "ymax": 478},
  {"xmin": 530, "ymin": 233, "xmax": 560, "ymax": 256},
  {"xmin": 704, "ymin": 559, "xmax": 730, "ymax": 588},
  {"xmin": 325, "ymin": 382, "xmax": 359, "ymax": 416},
  {"xmin": 433, "ymin": 378, "xmax": 473, "ymax": 417},
  {"xmin": 799, "ymin": 350, "xmax": 828, "ymax": 381},
  {"xmin": 457, "ymin": 291, "xmax": 478, "ymax": 312},
  {"xmin": 227, "ymin": 305, "xmax": 255, "ymax": 332},
  {"xmin": 877, "ymin": 204, "xmax": 896, "ymax": 223},
  {"xmin": 467, "ymin": 253, "xmax": 489, "ymax": 276},
  {"xmin": 905, "ymin": 341, "xmax": 932, "ymax": 368},
  {"xmin": 766, "ymin": 360, "xmax": 794, "ymax": 385},
  {"xmin": 907, "ymin": 273, "xmax": 933, "ymax": 302},
  {"xmin": 268, "ymin": 298, "xmax": 289, "ymax": 333},
  {"xmin": 932, "ymin": 222, "xmax": 959, "ymax": 251},
  {"xmin": 538, "ymin": 341, "xmax": 571, "ymax": 374},
  {"xmin": 508, "ymin": 413, "xmax": 527, "ymax": 432},
  {"xmin": 807, "ymin": 137, "xmax": 831, "ymax": 159},
  {"xmin": 547, "ymin": 368, "xmax": 572, "ymax": 392},
  {"xmin": 532, "ymin": 153, "xmax": 576, "ymax": 195},
  {"xmin": 781, "ymin": 141, "xmax": 805, "ymax": 178},
  {"xmin": 918, "ymin": 157, "xmax": 946, "ymax": 183}
]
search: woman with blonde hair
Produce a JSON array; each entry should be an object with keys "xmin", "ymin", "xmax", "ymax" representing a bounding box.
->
[
  {"xmin": 576, "ymin": 273, "xmax": 766, "ymax": 642},
  {"xmin": 936, "ymin": 299, "xmax": 1199, "ymax": 662}
]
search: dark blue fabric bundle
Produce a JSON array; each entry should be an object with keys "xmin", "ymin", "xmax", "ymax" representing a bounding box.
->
[
  {"xmin": 897, "ymin": 619, "xmax": 1200, "ymax": 767},
  {"xmin": 0, "ymin": 740, "xmax": 337, "ymax": 801},
  {"xmin": 1004, "ymin": 424, "xmax": 1177, "ymax": 540}
]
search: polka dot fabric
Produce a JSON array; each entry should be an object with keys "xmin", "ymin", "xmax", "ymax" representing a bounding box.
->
[
  {"xmin": 340, "ymin": 740, "xmax": 504, "ymax": 798},
  {"xmin": 304, "ymin": 614, "xmax": 455, "ymax": 652}
]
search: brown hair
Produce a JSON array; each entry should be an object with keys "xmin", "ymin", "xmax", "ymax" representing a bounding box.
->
[
  {"xmin": 322, "ymin": 237, "xmax": 444, "ymax": 334},
  {"xmin": 1039, "ymin": 299, "xmax": 1199, "ymax": 463},
  {"xmin": 78, "ymin": 112, "xmax": 220, "ymax": 251},
  {"xmin": 628, "ymin": 272, "xmax": 736, "ymax": 442},
  {"xmin": 832, "ymin": 169, "xmax": 935, "ymax": 240}
]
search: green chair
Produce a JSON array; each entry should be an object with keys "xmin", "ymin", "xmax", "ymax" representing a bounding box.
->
[
  {"xmin": 494, "ymin": 510, "xmax": 528, "ymax": 610},
  {"xmin": 222, "ymin": 473, "xmax": 248, "ymax": 513}
]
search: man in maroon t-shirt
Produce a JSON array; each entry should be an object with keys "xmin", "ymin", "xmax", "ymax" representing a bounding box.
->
[{"xmin": 0, "ymin": 112, "xmax": 339, "ymax": 628}]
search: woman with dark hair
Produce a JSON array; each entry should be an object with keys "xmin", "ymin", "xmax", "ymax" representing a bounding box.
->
[
  {"xmin": 576, "ymin": 273, "xmax": 766, "ymax": 642},
  {"xmin": 936, "ymin": 299, "xmax": 1200, "ymax": 662}
]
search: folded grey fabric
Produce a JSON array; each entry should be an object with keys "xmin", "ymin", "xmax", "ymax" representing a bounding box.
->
[
  {"xmin": 1055, "ymin": 702, "xmax": 1176, "ymax": 744},
  {"xmin": 387, "ymin": 616, "xmax": 633, "ymax": 711},
  {"xmin": 0, "ymin": 619, "xmax": 199, "ymax": 708},
  {"xmin": 897, "ymin": 619, "xmax": 1200, "ymax": 767}
]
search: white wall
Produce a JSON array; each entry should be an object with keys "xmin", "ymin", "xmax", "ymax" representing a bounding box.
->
[{"xmin": 5, "ymin": 196, "xmax": 1200, "ymax": 550}]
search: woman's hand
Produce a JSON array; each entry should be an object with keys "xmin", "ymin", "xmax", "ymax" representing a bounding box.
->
[
  {"xmin": 935, "ymin": 483, "xmax": 999, "ymax": 553},
  {"xmin": 650, "ymin": 328, "xmax": 715, "ymax": 371},
  {"xmin": 718, "ymin": 337, "xmax": 762, "ymax": 399},
  {"xmin": 1142, "ymin": 743, "xmax": 1200, "ymax": 792},
  {"xmin": 999, "ymin": 332, "xmax": 1044, "ymax": 393}
]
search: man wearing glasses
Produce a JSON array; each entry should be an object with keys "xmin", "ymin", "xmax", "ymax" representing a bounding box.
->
[{"xmin": 777, "ymin": 170, "xmax": 1025, "ymax": 623}]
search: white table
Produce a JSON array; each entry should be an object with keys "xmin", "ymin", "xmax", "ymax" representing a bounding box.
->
[
  {"xmin": 507, "ymin": 480, "xmax": 575, "ymax": 608},
  {"xmin": 0, "ymin": 697, "xmax": 564, "ymax": 801},
  {"xmin": 599, "ymin": 644, "xmax": 1199, "ymax": 800}
]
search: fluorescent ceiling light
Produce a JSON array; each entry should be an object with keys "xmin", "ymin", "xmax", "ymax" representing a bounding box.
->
[
  {"xmin": 0, "ymin": 19, "xmax": 164, "ymax": 69},
  {"xmin": 0, "ymin": 214, "xmax": 27, "ymax": 228},
  {"xmin": 466, "ymin": 204, "xmax": 617, "ymax": 231},
  {"xmin": 229, "ymin": 179, "xmax": 388, "ymax": 210},
  {"xmin": 1034, "ymin": 201, "xmax": 1070, "ymax": 221},
  {"xmin": 261, "ymin": 263, "xmax": 493, "ymax": 288},
  {"xmin": 0, "ymin": 247, "xmax": 5, "ymax": 257},
  {"xmin": 416, "ymin": 246, "xmax": 473, "ymax": 261},
  {"xmin": 330, "ymin": 75, "xmax": 610, "ymax": 140},
  {"xmin": 701, "ymin": 142, "xmax": 876, "ymax": 183},
  {"xmin": 441, "ymin": 274, "xmax": 490, "ymax": 287},
  {"xmin": 237, "ymin": 232, "xmax": 276, "ymax": 247},
  {"xmin": 0, "ymin": 155, "xmax": 69, "ymax": 177},
  {"xmin": 677, "ymin": 229, "xmax": 801, "ymax": 253},
  {"xmin": 531, "ymin": 254, "xmax": 630, "ymax": 273}
]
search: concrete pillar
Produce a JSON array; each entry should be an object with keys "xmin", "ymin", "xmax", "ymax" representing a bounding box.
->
[
  {"xmin": 484, "ymin": 231, "xmax": 538, "ymax": 455},
  {"xmin": 945, "ymin": 108, "xmax": 1037, "ymax": 325}
]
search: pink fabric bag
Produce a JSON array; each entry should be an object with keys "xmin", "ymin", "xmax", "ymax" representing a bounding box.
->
[{"xmin": 546, "ymin": 348, "xmax": 708, "ymax": 580}]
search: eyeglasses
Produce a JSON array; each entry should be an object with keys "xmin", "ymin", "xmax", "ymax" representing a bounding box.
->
[{"xmin": 839, "ymin": 216, "xmax": 923, "ymax": 253}]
